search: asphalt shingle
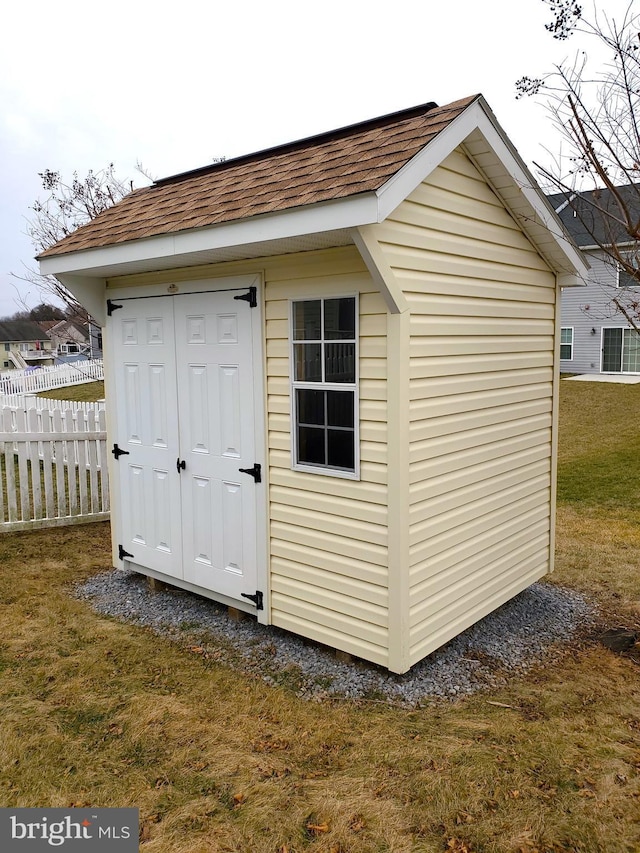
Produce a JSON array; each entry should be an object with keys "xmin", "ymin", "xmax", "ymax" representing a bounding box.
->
[{"xmin": 40, "ymin": 96, "xmax": 477, "ymax": 259}]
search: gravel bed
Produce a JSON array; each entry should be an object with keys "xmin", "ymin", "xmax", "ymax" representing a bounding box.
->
[{"xmin": 75, "ymin": 569, "xmax": 596, "ymax": 706}]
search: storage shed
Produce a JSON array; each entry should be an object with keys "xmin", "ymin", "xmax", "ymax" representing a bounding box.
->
[{"xmin": 39, "ymin": 95, "xmax": 589, "ymax": 674}]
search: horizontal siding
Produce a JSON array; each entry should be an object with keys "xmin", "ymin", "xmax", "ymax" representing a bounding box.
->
[
  {"xmin": 268, "ymin": 606, "xmax": 389, "ymax": 667},
  {"xmin": 373, "ymin": 146, "xmax": 557, "ymax": 668},
  {"xmin": 409, "ymin": 459, "xmax": 551, "ymax": 528},
  {"xmin": 410, "ymin": 530, "xmax": 550, "ymax": 607},
  {"xmin": 409, "ymin": 443, "xmax": 551, "ymax": 505},
  {"xmin": 409, "ymin": 412, "xmax": 552, "ymax": 466},
  {"xmin": 262, "ymin": 247, "xmax": 390, "ymax": 665},
  {"xmin": 409, "ymin": 397, "xmax": 552, "ymax": 443},
  {"xmin": 409, "ymin": 553, "xmax": 549, "ymax": 664}
]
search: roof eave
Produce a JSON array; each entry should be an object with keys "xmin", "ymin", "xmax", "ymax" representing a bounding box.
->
[{"xmin": 39, "ymin": 193, "xmax": 381, "ymax": 279}]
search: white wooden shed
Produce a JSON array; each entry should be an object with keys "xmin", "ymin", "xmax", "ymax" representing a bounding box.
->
[{"xmin": 39, "ymin": 95, "xmax": 588, "ymax": 674}]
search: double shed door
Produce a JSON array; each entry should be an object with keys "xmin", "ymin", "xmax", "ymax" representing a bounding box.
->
[{"xmin": 111, "ymin": 287, "xmax": 262, "ymax": 605}]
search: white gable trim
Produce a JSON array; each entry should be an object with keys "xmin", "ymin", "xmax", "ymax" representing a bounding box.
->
[{"xmin": 376, "ymin": 97, "xmax": 589, "ymax": 282}]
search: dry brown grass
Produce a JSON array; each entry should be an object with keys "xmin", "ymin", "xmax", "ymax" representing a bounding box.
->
[
  {"xmin": 0, "ymin": 382, "xmax": 639, "ymax": 851},
  {"xmin": 1, "ymin": 522, "xmax": 639, "ymax": 852}
]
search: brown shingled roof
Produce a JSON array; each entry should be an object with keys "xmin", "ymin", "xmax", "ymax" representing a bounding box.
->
[{"xmin": 40, "ymin": 95, "xmax": 478, "ymax": 259}]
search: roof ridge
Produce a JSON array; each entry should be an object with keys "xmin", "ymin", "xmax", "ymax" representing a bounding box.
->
[{"xmin": 154, "ymin": 100, "xmax": 448, "ymax": 187}]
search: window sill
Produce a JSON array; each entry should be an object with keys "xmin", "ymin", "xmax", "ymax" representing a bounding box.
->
[{"xmin": 292, "ymin": 462, "xmax": 360, "ymax": 481}]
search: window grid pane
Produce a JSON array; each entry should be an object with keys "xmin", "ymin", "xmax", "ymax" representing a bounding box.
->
[
  {"xmin": 292, "ymin": 296, "xmax": 357, "ymax": 474},
  {"xmin": 295, "ymin": 388, "xmax": 355, "ymax": 470}
]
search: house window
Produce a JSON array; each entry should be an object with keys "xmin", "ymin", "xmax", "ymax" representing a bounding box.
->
[
  {"xmin": 4, "ymin": 343, "xmax": 9, "ymax": 352},
  {"xmin": 560, "ymin": 327, "xmax": 574, "ymax": 360},
  {"xmin": 602, "ymin": 327, "xmax": 640, "ymax": 372},
  {"xmin": 291, "ymin": 296, "xmax": 358, "ymax": 476},
  {"xmin": 617, "ymin": 256, "xmax": 640, "ymax": 288}
]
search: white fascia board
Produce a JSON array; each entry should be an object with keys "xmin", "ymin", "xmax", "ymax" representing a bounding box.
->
[
  {"xmin": 39, "ymin": 193, "xmax": 380, "ymax": 278},
  {"xmin": 376, "ymin": 97, "xmax": 591, "ymax": 279}
]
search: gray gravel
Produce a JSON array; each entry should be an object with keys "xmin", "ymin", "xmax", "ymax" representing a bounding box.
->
[{"xmin": 75, "ymin": 570, "xmax": 595, "ymax": 706}]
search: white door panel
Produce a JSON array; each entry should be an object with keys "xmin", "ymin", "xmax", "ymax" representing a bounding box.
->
[
  {"xmin": 112, "ymin": 297, "xmax": 183, "ymax": 577},
  {"xmin": 175, "ymin": 291, "xmax": 258, "ymax": 599},
  {"xmin": 110, "ymin": 287, "xmax": 260, "ymax": 603}
]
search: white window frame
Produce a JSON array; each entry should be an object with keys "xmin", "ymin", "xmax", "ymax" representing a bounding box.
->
[
  {"xmin": 560, "ymin": 327, "xmax": 574, "ymax": 361},
  {"xmin": 289, "ymin": 294, "xmax": 360, "ymax": 480}
]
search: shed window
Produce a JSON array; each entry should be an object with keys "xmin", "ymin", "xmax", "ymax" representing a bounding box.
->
[
  {"xmin": 560, "ymin": 327, "xmax": 573, "ymax": 360},
  {"xmin": 291, "ymin": 296, "xmax": 358, "ymax": 477}
]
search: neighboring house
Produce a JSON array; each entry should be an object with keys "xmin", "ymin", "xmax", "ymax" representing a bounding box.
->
[
  {"xmin": 551, "ymin": 184, "xmax": 640, "ymax": 375},
  {"xmin": 0, "ymin": 321, "xmax": 55, "ymax": 371},
  {"xmin": 40, "ymin": 317, "xmax": 103, "ymax": 362},
  {"xmin": 43, "ymin": 318, "xmax": 88, "ymax": 358},
  {"xmin": 38, "ymin": 95, "xmax": 588, "ymax": 674}
]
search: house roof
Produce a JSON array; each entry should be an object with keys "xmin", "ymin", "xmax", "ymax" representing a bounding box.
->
[
  {"xmin": 548, "ymin": 184, "xmax": 640, "ymax": 248},
  {"xmin": 0, "ymin": 321, "xmax": 49, "ymax": 343},
  {"xmin": 39, "ymin": 96, "xmax": 475, "ymax": 260},
  {"xmin": 44, "ymin": 319, "xmax": 89, "ymax": 340}
]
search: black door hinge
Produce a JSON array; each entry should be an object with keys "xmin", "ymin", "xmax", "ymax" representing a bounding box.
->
[
  {"xmin": 112, "ymin": 443, "xmax": 130, "ymax": 460},
  {"xmin": 239, "ymin": 463, "xmax": 261, "ymax": 483},
  {"xmin": 177, "ymin": 458, "xmax": 186, "ymax": 473},
  {"xmin": 241, "ymin": 590, "xmax": 264, "ymax": 610},
  {"xmin": 233, "ymin": 286, "xmax": 257, "ymax": 308},
  {"xmin": 118, "ymin": 545, "xmax": 134, "ymax": 561},
  {"xmin": 107, "ymin": 299, "xmax": 123, "ymax": 316}
]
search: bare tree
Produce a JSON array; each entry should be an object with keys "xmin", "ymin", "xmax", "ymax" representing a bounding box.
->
[
  {"xmin": 13, "ymin": 164, "xmax": 147, "ymax": 314},
  {"xmin": 517, "ymin": 0, "xmax": 640, "ymax": 323}
]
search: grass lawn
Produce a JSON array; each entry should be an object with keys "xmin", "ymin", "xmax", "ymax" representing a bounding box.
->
[
  {"xmin": 1, "ymin": 381, "xmax": 639, "ymax": 852},
  {"xmin": 37, "ymin": 381, "xmax": 105, "ymax": 403}
]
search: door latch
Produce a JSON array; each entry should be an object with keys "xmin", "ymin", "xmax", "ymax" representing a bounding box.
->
[
  {"xmin": 238, "ymin": 463, "xmax": 261, "ymax": 483},
  {"xmin": 177, "ymin": 458, "xmax": 186, "ymax": 473}
]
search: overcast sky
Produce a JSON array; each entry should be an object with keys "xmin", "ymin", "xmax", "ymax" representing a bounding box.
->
[{"xmin": 0, "ymin": 0, "xmax": 626, "ymax": 319}]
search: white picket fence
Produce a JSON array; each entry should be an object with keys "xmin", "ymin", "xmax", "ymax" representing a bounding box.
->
[
  {"xmin": 0, "ymin": 359, "xmax": 104, "ymax": 395},
  {"xmin": 0, "ymin": 404, "xmax": 110, "ymax": 531},
  {"xmin": 0, "ymin": 394, "xmax": 106, "ymax": 414}
]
